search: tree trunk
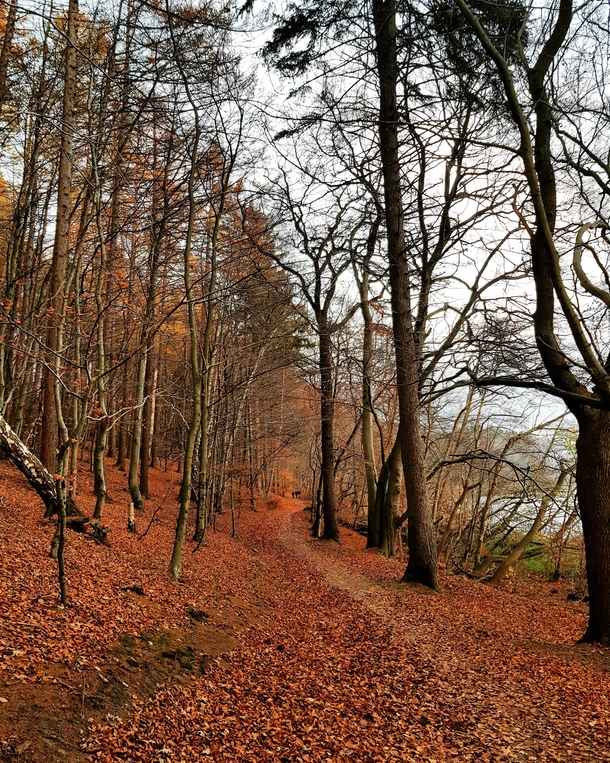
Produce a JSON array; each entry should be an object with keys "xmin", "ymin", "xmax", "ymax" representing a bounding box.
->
[
  {"xmin": 0, "ymin": 415, "xmax": 64, "ymax": 515},
  {"xmin": 168, "ymin": 74, "xmax": 202, "ymax": 580},
  {"xmin": 116, "ymin": 359, "xmax": 128, "ymax": 471},
  {"xmin": 372, "ymin": 0, "xmax": 437, "ymax": 588},
  {"xmin": 40, "ymin": 0, "xmax": 79, "ymax": 470},
  {"xmin": 552, "ymin": 507, "xmax": 578, "ymax": 580},
  {"xmin": 452, "ymin": 0, "xmax": 610, "ymax": 640},
  {"xmin": 194, "ymin": 251, "xmax": 217, "ymax": 542},
  {"xmin": 438, "ymin": 470, "xmax": 474, "ymax": 561},
  {"xmin": 379, "ymin": 438, "xmax": 403, "ymax": 558},
  {"xmin": 319, "ymin": 326, "xmax": 339, "ymax": 541},
  {"xmin": 369, "ymin": 436, "xmax": 399, "ymax": 548},
  {"xmin": 139, "ymin": 339, "xmax": 156, "ymax": 499},
  {"xmin": 576, "ymin": 412, "xmax": 610, "ymax": 644},
  {"xmin": 491, "ymin": 471, "xmax": 567, "ymax": 584},
  {"xmin": 246, "ymin": 401, "xmax": 257, "ymax": 513},
  {"xmin": 0, "ymin": 0, "xmax": 18, "ymax": 104},
  {"xmin": 355, "ymin": 222, "xmax": 380, "ymax": 535},
  {"xmin": 92, "ymin": 164, "xmax": 110, "ymax": 520},
  {"xmin": 312, "ymin": 468, "xmax": 323, "ymax": 538},
  {"xmin": 128, "ymin": 348, "xmax": 147, "ymax": 513},
  {"xmin": 367, "ymin": 464, "xmax": 382, "ymax": 548}
]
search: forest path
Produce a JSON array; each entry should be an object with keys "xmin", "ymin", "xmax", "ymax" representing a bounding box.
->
[
  {"xmin": 274, "ymin": 505, "xmax": 607, "ymax": 763},
  {"xmin": 88, "ymin": 500, "xmax": 610, "ymax": 763}
]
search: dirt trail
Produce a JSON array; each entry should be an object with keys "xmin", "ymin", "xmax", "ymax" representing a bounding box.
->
[
  {"xmin": 276, "ymin": 508, "xmax": 595, "ymax": 762},
  {"xmin": 86, "ymin": 500, "xmax": 610, "ymax": 762}
]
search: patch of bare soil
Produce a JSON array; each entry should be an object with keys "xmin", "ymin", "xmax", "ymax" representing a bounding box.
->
[{"xmin": 0, "ymin": 597, "xmax": 265, "ymax": 763}]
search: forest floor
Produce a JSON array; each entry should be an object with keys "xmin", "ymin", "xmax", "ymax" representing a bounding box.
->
[{"xmin": 0, "ymin": 459, "xmax": 609, "ymax": 762}]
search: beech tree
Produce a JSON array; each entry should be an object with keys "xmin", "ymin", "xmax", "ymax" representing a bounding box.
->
[{"xmin": 261, "ymin": 165, "xmax": 361, "ymax": 541}]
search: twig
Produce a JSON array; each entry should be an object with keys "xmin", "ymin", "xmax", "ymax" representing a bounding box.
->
[
  {"xmin": 3, "ymin": 620, "xmax": 45, "ymax": 630},
  {"xmin": 138, "ymin": 488, "xmax": 171, "ymax": 540}
]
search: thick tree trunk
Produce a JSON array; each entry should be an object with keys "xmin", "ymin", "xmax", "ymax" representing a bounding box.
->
[
  {"xmin": 576, "ymin": 412, "xmax": 610, "ymax": 644},
  {"xmin": 319, "ymin": 327, "xmax": 339, "ymax": 542},
  {"xmin": 372, "ymin": 0, "xmax": 437, "ymax": 588}
]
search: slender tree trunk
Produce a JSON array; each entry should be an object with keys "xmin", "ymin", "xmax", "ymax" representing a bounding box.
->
[
  {"xmin": 553, "ymin": 507, "xmax": 578, "ymax": 580},
  {"xmin": 42, "ymin": 0, "xmax": 78, "ymax": 604},
  {"xmin": 40, "ymin": 0, "xmax": 79, "ymax": 470},
  {"xmin": 139, "ymin": 339, "xmax": 156, "ymax": 499},
  {"xmin": 246, "ymin": 401, "xmax": 257, "ymax": 513},
  {"xmin": 369, "ymin": 436, "xmax": 399, "ymax": 548},
  {"xmin": 128, "ymin": 348, "xmax": 148, "ymax": 513},
  {"xmin": 312, "ymin": 468, "xmax": 323, "ymax": 538},
  {"xmin": 372, "ymin": 0, "xmax": 437, "ymax": 588},
  {"xmin": 194, "ymin": 228, "xmax": 218, "ymax": 542},
  {"xmin": 168, "ymin": 65, "xmax": 202, "ymax": 579},
  {"xmin": 491, "ymin": 471, "xmax": 567, "ymax": 584},
  {"xmin": 92, "ymin": 149, "xmax": 111, "ymax": 520},
  {"xmin": 128, "ymin": 125, "xmax": 166, "ymax": 513},
  {"xmin": 353, "ymin": 213, "xmax": 381, "ymax": 536},
  {"xmin": 361, "ymin": 285, "xmax": 378, "ymax": 537},
  {"xmin": 437, "ymin": 470, "xmax": 475, "ymax": 561},
  {"xmin": 379, "ymin": 437, "xmax": 403, "ymax": 558},
  {"xmin": 432, "ymin": 387, "xmax": 478, "ymax": 522},
  {"xmin": 116, "ymin": 358, "xmax": 128, "ymax": 471}
]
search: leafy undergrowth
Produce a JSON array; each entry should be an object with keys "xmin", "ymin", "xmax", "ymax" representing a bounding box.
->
[{"xmin": 1, "ymin": 462, "xmax": 609, "ymax": 762}]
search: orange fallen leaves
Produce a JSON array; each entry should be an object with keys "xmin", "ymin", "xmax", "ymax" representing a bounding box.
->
[{"xmin": 0, "ymin": 461, "xmax": 608, "ymax": 762}]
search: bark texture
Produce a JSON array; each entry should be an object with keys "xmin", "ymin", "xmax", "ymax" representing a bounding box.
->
[{"xmin": 576, "ymin": 412, "xmax": 610, "ymax": 644}]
